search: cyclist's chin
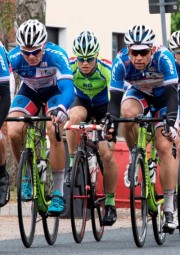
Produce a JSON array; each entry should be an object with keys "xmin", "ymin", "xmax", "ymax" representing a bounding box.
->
[{"xmin": 26, "ymin": 60, "xmax": 41, "ymax": 66}]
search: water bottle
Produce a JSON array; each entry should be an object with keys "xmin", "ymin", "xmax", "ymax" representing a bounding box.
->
[
  {"xmin": 37, "ymin": 159, "xmax": 47, "ymax": 183},
  {"xmin": 148, "ymin": 159, "xmax": 157, "ymax": 184},
  {"xmin": 88, "ymin": 152, "xmax": 97, "ymax": 184}
]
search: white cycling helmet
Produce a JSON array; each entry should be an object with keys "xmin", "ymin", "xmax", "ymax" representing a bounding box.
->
[
  {"xmin": 124, "ymin": 25, "xmax": 156, "ymax": 50},
  {"xmin": 169, "ymin": 31, "xmax": 180, "ymax": 52},
  {"xmin": 16, "ymin": 19, "xmax": 47, "ymax": 47},
  {"xmin": 72, "ymin": 31, "xmax": 100, "ymax": 57}
]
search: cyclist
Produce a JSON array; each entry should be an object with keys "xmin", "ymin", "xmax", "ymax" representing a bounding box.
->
[
  {"xmin": 0, "ymin": 42, "xmax": 11, "ymax": 207},
  {"xmin": 7, "ymin": 19, "xmax": 74, "ymax": 215},
  {"xmin": 169, "ymin": 31, "xmax": 180, "ymax": 158},
  {"xmin": 106, "ymin": 24, "xmax": 179, "ymax": 233},
  {"xmin": 65, "ymin": 31, "xmax": 118, "ymax": 226}
]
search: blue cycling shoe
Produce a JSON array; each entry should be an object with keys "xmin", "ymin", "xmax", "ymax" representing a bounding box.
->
[
  {"xmin": 21, "ymin": 176, "xmax": 32, "ymax": 201},
  {"xmin": 48, "ymin": 189, "xmax": 65, "ymax": 215}
]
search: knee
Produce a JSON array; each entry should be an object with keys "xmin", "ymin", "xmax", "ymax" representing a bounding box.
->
[{"xmin": 7, "ymin": 124, "xmax": 20, "ymax": 141}]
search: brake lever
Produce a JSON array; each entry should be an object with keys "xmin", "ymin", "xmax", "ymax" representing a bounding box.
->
[{"xmin": 54, "ymin": 123, "xmax": 61, "ymax": 142}]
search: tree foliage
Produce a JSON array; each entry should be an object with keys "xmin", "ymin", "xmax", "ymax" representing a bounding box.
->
[
  {"xmin": 171, "ymin": 0, "xmax": 180, "ymax": 33},
  {"xmin": 0, "ymin": 0, "xmax": 15, "ymax": 47}
]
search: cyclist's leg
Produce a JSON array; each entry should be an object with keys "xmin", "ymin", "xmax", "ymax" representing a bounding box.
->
[
  {"xmin": 46, "ymin": 92, "xmax": 69, "ymax": 214},
  {"xmin": 121, "ymin": 88, "xmax": 149, "ymax": 187},
  {"xmin": 7, "ymin": 83, "xmax": 40, "ymax": 162},
  {"xmin": 98, "ymin": 140, "xmax": 118, "ymax": 226},
  {"xmin": 93, "ymin": 104, "xmax": 118, "ymax": 226},
  {"xmin": 154, "ymin": 100, "xmax": 179, "ymax": 232},
  {"xmin": 0, "ymin": 124, "xmax": 10, "ymax": 207}
]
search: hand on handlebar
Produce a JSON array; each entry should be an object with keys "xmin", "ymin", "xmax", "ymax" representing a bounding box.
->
[
  {"xmin": 51, "ymin": 105, "xmax": 69, "ymax": 125},
  {"xmin": 101, "ymin": 113, "xmax": 117, "ymax": 142},
  {"xmin": 161, "ymin": 126, "xmax": 177, "ymax": 142}
]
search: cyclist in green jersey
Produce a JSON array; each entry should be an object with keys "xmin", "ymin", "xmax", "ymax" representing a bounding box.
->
[{"xmin": 65, "ymin": 31, "xmax": 118, "ymax": 226}]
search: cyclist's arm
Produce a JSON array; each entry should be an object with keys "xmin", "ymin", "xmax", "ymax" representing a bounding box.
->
[
  {"xmin": 107, "ymin": 90, "xmax": 123, "ymax": 117},
  {"xmin": 56, "ymin": 78, "xmax": 75, "ymax": 110},
  {"xmin": 0, "ymin": 84, "xmax": 11, "ymax": 128},
  {"xmin": 165, "ymin": 83, "xmax": 178, "ymax": 128}
]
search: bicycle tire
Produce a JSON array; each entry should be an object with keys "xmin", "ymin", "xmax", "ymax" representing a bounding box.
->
[
  {"xmin": 70, "ymin": 150, "xmax": 88, "ymax": 243},
  {"xmin": 151, "ymin": 204, "xmax": 166, "ymax": 245},
  {"xmin": 42, "ymin": 150, "xmax": 59, "ymax": 245},
  {"xmin": 91, "ymin": 157, "xmax": 105, "ymax": 241},
  {"xmin": 130, "ymin": 147, "xmax": 148, "ymax": 247},
  {"xmin": 17, "ymin": 149, "xmax": 37, "ymax": 248}
]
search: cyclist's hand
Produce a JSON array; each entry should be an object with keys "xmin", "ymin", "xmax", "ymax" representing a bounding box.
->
[
  {"xmin": 162, "ymin": 126, "xmax": 177, "ymax": 142},
  {"xmin": 51, "ymin": 105, "xmax": 69, "ymax": 124}
]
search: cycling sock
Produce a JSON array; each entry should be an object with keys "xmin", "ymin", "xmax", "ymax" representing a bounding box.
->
[
  {"xmin": 105, "ymin": 193, "xmax": 115, "ymax": 206},
  {"xmin": 163, "ymin": 189, "xmax": 175, "ymax": 213},
  {"xmin": 69, "ymin": 154, "xmax": 75, "ymax": 167},
  {"xmin": 52, "ymin": 169, "xmax": 65, "ymax": 196}
]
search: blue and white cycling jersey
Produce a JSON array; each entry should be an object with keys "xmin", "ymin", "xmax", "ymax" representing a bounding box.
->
[
  {"xmin": 0, "ymin": 42, "xmax": 10, "ymax": 84},
  {"xmin": 8, "ymin": 42, "xmax": 74, "ymax": 109},
  {"xmin": 111, "ymin": 44, "xmax": 178, "ymax": 96}
]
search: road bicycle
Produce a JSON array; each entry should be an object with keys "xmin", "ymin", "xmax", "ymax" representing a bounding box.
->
[
  {"xmin": 104, "ymin": 112, "xmax": 173, "ymax": 247},
  {"xmin": 7, "ymin": 114, "xmax": 60, "ymax": 248},
  {"xmin": 65, "ymin": 121, "xmax": 105, "ymax": 243}
]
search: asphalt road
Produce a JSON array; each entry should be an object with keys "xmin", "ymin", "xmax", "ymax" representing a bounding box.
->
[{"xmin": 0, "ymin": 221, "xmax": 180, "ymax": 255}]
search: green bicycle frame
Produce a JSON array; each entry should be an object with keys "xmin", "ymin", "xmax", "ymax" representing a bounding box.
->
[
  {"xmin": 25, "ymin": 122, "xmax": 50, "ymax": 213},
  {"xmin": 137, "ymin": 123, "xmax": 164, "ymax": 213}
]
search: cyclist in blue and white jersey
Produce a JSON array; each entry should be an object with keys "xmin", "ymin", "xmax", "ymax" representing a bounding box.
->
[
  {"xmin": 0, "ymin": 42, "xmax": 11, "ymax": 208},
  {"xmin": 65, "ymin": 31, "xmax": 118, "ymax": 226},
  {"xmin": 107, "ymin": 24, "xmax": 179, "ymax": 233},
  {"xmin": 7, "ymin": 19, "xmax": 74, "ymax": 215}
]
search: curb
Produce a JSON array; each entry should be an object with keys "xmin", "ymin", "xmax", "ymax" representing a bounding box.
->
[
  {"xmin": 0, "ymin": 203, "xmax": 17, "ymax": 216},
  {"xmin": 0, "ymin": 203, "xmax": 130, "ymax": 218}
]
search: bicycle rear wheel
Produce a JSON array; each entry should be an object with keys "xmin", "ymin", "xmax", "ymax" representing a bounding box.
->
[
  {"xmin": 17, "ymin": 150, "xmax": 37, "ymax": 248},
  {"xmin": 152, "ymin": 203, "xmax": 166, "ymax": 245},
  {"xmin": 70, "ymin": 150, "xmax": 88, "ymax": 243},
  {"xmin": 42, "ymin": 150, "xmax": 59, "ymax": 245},
  {"xmin": 130, "ymin": 148, "xmax": 148, "ymax": 247},
  {"xmin": 91, "ymin": 161, "xmax": 105, "ymax": 241}
]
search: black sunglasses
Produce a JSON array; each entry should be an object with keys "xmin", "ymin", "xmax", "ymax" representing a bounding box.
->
[
  {"xmin": 129, "ymin": 49, "xmax": 151, "ymax": 57},
  {"xmin": 21, "ymin": 46, "xmax": 43, "ymax": 56}
]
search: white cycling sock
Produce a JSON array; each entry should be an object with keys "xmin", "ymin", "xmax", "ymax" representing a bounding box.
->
[
  {"xmin": 163, "ymin": 190, "xmax": 175, "ymax": 213},
  {"xmin": 52, "ymin": 169, "xmax": 65, "ymax": 196}
]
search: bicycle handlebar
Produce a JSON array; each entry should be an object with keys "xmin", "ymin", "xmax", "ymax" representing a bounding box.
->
[
  {"xmin": 64, "ymin": 123, "xmax": 102, "ymax": 131},
  {"xmin": 6, "ymin": 116, "xmax": 61, "ymax": 142}
]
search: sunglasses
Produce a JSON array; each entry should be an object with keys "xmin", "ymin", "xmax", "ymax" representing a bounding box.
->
[
  {"xmin": 77, "ymin": 56, "xmax": 96, "ymax": 63},
  {"xmin": 174, "ymin": 50, "xmax": 180, "ymax": 54},
  {"xmin": 21, "ymin": 46, "xmax": 43, "ymax": 56},
  {"xmin": 129, "ymin": 49, "xmax": 151, "ymax": 57}
]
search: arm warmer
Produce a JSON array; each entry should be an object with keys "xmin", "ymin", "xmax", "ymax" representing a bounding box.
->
[
  {"xmin": 107, "ymin": 90, "xmax": 123, "ymax": 117},
  {"xmin": 164, "ymin": 83, "xmax": 178, "ymax": 128},
  {"xmin": 0, "ymin": 83, "xmax": 11, "ymax": 128}
]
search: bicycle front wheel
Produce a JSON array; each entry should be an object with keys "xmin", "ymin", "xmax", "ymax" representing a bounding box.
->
[
  {"xmin": 91, "ymin": 162, "xmax": 105, "ymax": 241},
  {"xmin": 130, "ymin": 148, "xmax": 148, "ymax": 247},
  {"xmin": 152, "ymin": 203, "xmax": 166, "ymax": 245},
  {"xmin": 17, "ymin": 150, "xmax": 37, "ymax": 248},
  {"xmin": 70, "ymin": 150, "xmax": 88, "ymax": 243},
  {"xmin": 42, "ymin": 150, "xmax": 59, "ymax": 245}
]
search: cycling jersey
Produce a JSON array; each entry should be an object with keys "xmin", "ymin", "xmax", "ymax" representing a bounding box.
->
[
  {"xmin": 0, "ymin": 42, "xmax": 10, "ymax": 85},
  {"xmin": 0, "ymin": 42, "xmax": 10, "ymax": 128},
  {"xmin": 111, "ymin": 44, "xmax": 178, "ymax": 97},
  {"xmin": 70, "ymin": 56, "xmax": 111, "ymax": 107},
  {"xmin": 8, "ymin": 42, "xmax": 74, "ymax": 110}
]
